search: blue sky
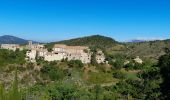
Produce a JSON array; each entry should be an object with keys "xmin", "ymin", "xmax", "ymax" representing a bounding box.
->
[{"xmin": 0, "ymin": 0, "xmax": 169, "ymax": 42}]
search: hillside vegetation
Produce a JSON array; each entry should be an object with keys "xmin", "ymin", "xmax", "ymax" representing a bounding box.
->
[
  {"xmin": 1, "ymin": 35, "xmax": 170, "ymax": 99},
  {"xmin": 46, "ymin": 35, "xmax": 119, "ymax": 50},
  {"xmin": 46, "ymin": 35, "xmax": 170, "ymax": 61},
  {"xmin": 124, "ymin": 39, "xmax": 170, "ymax": 60}
]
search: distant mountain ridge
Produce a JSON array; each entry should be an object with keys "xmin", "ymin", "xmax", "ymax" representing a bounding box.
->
[
  {"xmin": 127, "ymin": 38, "xmax": 166, "ymax": 43},
  {"xmin": 0, "ymin": 35, "xmax": 36, "ymax": 44},
  {"xmin": 128, "ymin": 39, "xmax": 146, "ymax": 43}
]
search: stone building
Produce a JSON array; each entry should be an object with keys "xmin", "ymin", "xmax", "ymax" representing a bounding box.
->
[
  {"xmin": 134, "ymin": 56, "xmax": 143, "ymax": 64},
  {"xmin": 0, "ymin": 44, "xmax": 20, "ymax": 51},
  {"xmin": 26, "ymin": 49, "xmax": 37, "ymax": 62},
  {"xmin": 25, "ymin": 42, "xmax": 106, "ymax": 64},
  {"xmin": 44, "ymin": 52, "xmax": 66, "ymax": 62},
  {"xmin": 26, "ymin": 41, "xmax": 44, "ymax": 50},
  {"xmin": 26, "ymin": 41, "xmax": 46, "ymax": 62},
  {"xmin": 37, "ymin": 49, "xmax": 48, "ymax": 57},
  {"xmin": 51, "ymin": 44, "xmax": 91, "ymax": 63},
  {"xmin": 96, "ymin": 50, "xmax": 106, "ymax": 63}
]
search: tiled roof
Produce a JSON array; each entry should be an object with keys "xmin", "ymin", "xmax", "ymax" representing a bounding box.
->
[{"xmin": 54, "ymin": 44, "xmax": 89, "ymax": 50}]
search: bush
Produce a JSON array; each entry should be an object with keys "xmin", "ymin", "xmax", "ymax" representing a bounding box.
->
[
  {"xmin": 124, "ymin": 61, "xmax": 134, "ymax": 70},
  {"xmin": 41, "ymin": 64, "xmax": 64, "ymax": 81},
  {"xmin": 112, "ymin": 59, "xmax": 124, "ymax": 70},
  {"xmin": 124, "ymin": 61, "xmax": 143, "ymax": 70},
  {"xmin": 113, "ymin": 71, "xmax": 126, "ymax": 79},
  {"xmin": 68, "ymin": 60, "xmax": 84, "ymax": 68},
  {"xmin": 0, "ymin": 49, "xmax": 26, "ymax": 67}
]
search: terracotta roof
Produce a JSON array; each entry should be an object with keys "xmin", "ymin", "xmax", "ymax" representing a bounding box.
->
[
  {"xmin": 53, "ymin": 44, "xmax": 89, "ymax": 50},
  {"xmin": 66, "ymin": 46, "xmax": 88, "ymax": 50},
  {"xmin": 54, "ymin": 44, "xmax": 67, "ymax": 48}
]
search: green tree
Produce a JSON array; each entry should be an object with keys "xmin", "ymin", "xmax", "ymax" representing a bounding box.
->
[
  {"xmin": 158, "ymin": 48, "xmax": 170, "ymax": 99},
  {"xmin": 139, "ymin": 66, "xmax": 162, "ymax": 99},
  {"xmin": 112, "ymin": 59, "xmax": 124, "ymax": 70},
  {"xmin": 0, "ymin": 49, "xmax": 26, "ymax": 67},
  {"xmin": 68, "ymin": 60, "xmax": 84, "ymax": 68},
  {"xmin": 41, "ymin": 64, "xmax": 65, "ymax": 81}
]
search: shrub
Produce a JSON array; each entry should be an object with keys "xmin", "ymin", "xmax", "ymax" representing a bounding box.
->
[
  {"xmin": 113, "ymin": 71, "xmax": 126, "ymax": 79},
  {"xmin": 68, "ymin": 60, "xmax": 84, "ymax": 68},
  {"xmin": 112, "ymin": 59, "xmax": 124, "ymax": 70},
  {"xmin": 41, "ymin": 64, "xmax": 65, "ymax": 81}
]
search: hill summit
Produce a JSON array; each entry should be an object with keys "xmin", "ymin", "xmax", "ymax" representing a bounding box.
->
[{"xmin": 47, "ymin": 35, "xmax": 118, "ymax": 49}]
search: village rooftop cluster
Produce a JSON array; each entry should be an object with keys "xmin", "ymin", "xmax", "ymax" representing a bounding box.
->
[{"xmin": 0, "ymin": 41, "xmax": 107, "ymax": 64}]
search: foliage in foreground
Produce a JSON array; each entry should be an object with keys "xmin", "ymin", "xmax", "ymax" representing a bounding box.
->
[
  {"xmin": 0, "ymin": 49, "xmax": 26, "ymax": 68},
  {"xmin": 0, "ymin": 69, "xmax": 21, "ymax": 100},
  {"xmin": 1, "ymin": 48, "xmax": 170, "ymax": 99}
]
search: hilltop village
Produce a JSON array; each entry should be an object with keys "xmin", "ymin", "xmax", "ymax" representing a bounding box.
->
[
  {"xmin": 0, "ymin": 41, "xmax": 106, "ymax": 64},
  {"xmin": 2, "ymin": 35, "xmax": 166, "ymax": 100}
]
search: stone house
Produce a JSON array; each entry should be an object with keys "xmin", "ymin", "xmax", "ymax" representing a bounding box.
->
[
  {"xmin": 96, "ymin": 50, "xmax": 106, "ymax": 63},
  {"xmin": 26, "ymin": 41, "xmax": 47, "ymax": 62},
  {"xmin": 52, "ymin": 44, "xmax": 91, "ymax": 63},
  {"xmin": 26, "ymin": 49, "xmax": 37, "ymax": 62},
  {"xmin": 44, "ymin": 52, "xmax": 66, "ymax": 61},
  {"xmin": 79, "ymin": 52, "xmax": 91, "ymax": 63},
  {"xmin": 37, "ymin": 49, "xmax": 48, "ymax": 57},
  {"xmin": 0, "ymin": 44, "xmax": 20, "ymax": 51},
  {"xmin": 25, "ymin": 42, "xmax": 106, "ymax": 64},
  {"xmin": 134, "ymin": 56, "xmax": 143, "ymax": 64},
  {"xmin": 27, "ymin": 41, "xmax": 44, "ymax": 50}
]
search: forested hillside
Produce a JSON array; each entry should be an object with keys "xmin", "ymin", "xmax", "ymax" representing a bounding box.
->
[
  {"xmin": 46, "ymin": 35, "xmax": 119, "ymax": 50},
  {"xmin": 124, "ymin": 39, "xmax": 170, "ymax": 60}
]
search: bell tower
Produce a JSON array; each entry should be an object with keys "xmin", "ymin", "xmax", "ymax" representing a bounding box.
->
[{"xmin": 28, "ymin": 41, "xmax": 32, "ymax": 48}]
